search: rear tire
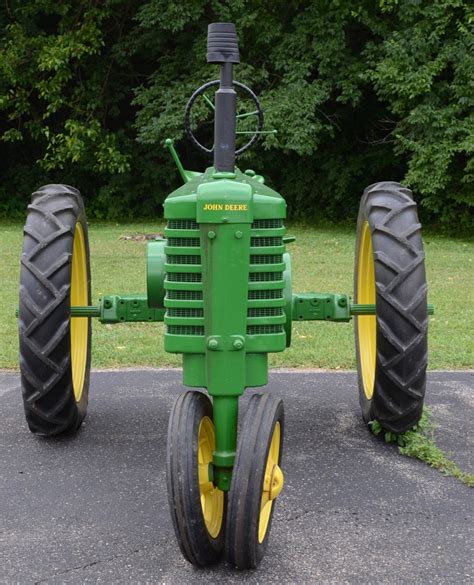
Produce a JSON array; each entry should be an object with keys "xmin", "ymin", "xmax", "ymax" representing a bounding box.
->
[
  {"xmin": 354, "ymin": 182, "xmax": 428, "ymax": 433},
  {"xmin": 19, "ymin": 184, "xmax": 92, "ymax": 436}
]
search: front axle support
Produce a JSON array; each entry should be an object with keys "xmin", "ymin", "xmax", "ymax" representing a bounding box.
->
[{"xmin": 68, "ymin": 293, "xmax": 433, "ymax": 323}]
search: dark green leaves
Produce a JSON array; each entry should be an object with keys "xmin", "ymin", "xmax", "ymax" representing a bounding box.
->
[{"xmin": 0, "ymin": 1, "xmax": 472, "ymax": 227}]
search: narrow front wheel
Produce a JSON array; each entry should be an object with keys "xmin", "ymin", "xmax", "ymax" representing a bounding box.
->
[
  {"xmin": 166, "ymin": 391, "xmax": 225, "ymax": 566},
  {"xmin": 226, "ymin": 393, "xmax": 284, "ymax": 569}
]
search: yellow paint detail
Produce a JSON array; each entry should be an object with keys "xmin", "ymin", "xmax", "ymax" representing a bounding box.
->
[
  {"xmin": 258, "ymin": 421, "xmax": 283, "ymax": 543},
  {"xmin": 357, "ymin": 220, "xmax": 376, "ymax": 400},
  {"xmin": 70, "ymin": 222, "xmax": 88, "ymax": 402},
  {"xmin": 203, "ymin": 203, "xmax": 224, "ymax": 210},
  {"xmin": 224, "ymin": 204, "xmax": 248, "ymax": 211},
  {"xmin": 202, "ymin": 203, "xmax": 248, "ymax": 211},
  {"xmin": 198, "ymin": 416, "xmax": 224, "ymax": 538}
]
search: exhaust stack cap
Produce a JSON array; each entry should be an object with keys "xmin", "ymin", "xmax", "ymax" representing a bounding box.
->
[{"xmin": 207, "ymin": 22, "xmax": 240, "ymax": 64}]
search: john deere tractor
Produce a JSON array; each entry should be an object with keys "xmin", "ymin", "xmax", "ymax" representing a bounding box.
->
[{"xmin": 17, "ymin": 23, "xmax": 430, "ymax": 569}]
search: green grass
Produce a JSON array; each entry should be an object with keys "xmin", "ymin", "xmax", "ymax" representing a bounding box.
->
[
  {"xmin": 370, "ymin": 410, "xmax": 474, "ymax": 487},
  {"xmin": 1, "ymin": 221, "xmax": 473, "ymax": 370}
]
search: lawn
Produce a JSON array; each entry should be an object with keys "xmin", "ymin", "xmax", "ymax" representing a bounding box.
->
[{"xmin": 1, "ymin": 221, "xmax": 472, "ymax": 370}]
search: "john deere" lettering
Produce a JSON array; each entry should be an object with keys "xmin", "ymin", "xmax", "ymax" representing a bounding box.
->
[{"xmin": 203, "ymin": 203, "xmax": 248, "ymax": 211}]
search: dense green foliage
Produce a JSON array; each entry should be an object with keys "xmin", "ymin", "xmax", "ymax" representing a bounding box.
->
[{"xmin": 1, "ymin": 1, "xmax": 472, "ymax": 229}]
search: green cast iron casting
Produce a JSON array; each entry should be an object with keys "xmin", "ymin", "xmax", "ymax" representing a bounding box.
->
[{"xmin": 65, "ymin": 295, "xmax": 165, "ymax": 322}]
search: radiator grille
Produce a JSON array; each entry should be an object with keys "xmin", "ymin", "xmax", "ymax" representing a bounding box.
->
[
  {"xmin": 168, "ymin": 237, "xmax": 200, "ymax": 247},
  {"xmin": 167, "ymin": 308, "xmax": 204, "ymax": 318},
  {"xmin": 167, "ymin": 219, "xmax": 198, "ymax": 230},
  {"xmin": 167, "ymin": 272, "xmax": 202, "ymax": 283},
  {"xmin": 249, "ymin": 272, "xmax": 283, "ymax": 282},
  {"xmin": 247, "ymin": 324, "xmax": 284, "ymax": 335},
  {"xmin": 251, "ymin": 236, "xmax": 282, "ymax": 247},
  {"xmin": 248, "ymin": 289, "xmax": 283, "ymax": 300},
  {"xmin": 247, "ymin": 219, "xmax": 286, "ymax": 340},
  {"xmin": 167, "ymin": 255, "xmax": 201, "ymax": 265},
  {"xmin": 248, "ymin": 307, "xmax": 283, "ymax": 317},
  {"xmin": 164, "ymin": 216, "xmax": 287, "ymax": 343},
  {"xmin": 167, "ymin": 290, "xmax": 203, "ymax": 300},
  {"xmin": 250, "ymin": 254, "xmax": 283, "ymax": 264},
  {"xmin": 164, "ymin": 219, "xmax": 203, "ymax": 337},
  {"xmin": 252, "ymin": 219, "xmax": 283, "ymax": 229},
  {"xmin": 167, "ymin": 325, "xmax": 204, "ymax": 336}
]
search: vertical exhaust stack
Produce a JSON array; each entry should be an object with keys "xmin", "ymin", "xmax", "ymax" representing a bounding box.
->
[{"xmin": 207, "ymin": 23, "xmax": 240, "ymax": 172}]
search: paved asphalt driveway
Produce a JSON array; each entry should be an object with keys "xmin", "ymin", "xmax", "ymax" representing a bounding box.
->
[{"xmin": 0, "ymin": 369, "xmax": 472, "ymax": 584}]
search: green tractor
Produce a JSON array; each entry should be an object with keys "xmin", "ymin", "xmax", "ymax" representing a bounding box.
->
[{"xmin": 17, "ymin": 23, "xmax": 430, "ymax": 569}]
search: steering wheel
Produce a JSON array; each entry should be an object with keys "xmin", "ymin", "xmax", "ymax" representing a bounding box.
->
[{"xmin": 184, "ymin": 80, "xmax": 264, "ymax": 157}]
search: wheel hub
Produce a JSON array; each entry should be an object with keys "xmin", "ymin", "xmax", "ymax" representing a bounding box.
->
[{"xmin": 267, "ymin": 463, "xmax": 284, "ymax": 501}]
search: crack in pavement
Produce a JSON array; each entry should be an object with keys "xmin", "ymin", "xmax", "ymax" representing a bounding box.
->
[{"xmin": 33, "ymin": 542, "xmax": 162, "ymax": 584}]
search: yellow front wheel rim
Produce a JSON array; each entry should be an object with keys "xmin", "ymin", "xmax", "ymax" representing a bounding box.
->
[
  {"xmin": 70, "ymin": 222, "xmax": 88, "ymax": 402},
  {"xmin": 357, "ymin": 220, "xmax": 376, "ymax": 400},
  {"xmin": 258, "ymin": 421, "xmax": 283, "ymax": 543},
  {"xmin": 198, "ymin": 416, "xmax": 224, "ymax": 538}
]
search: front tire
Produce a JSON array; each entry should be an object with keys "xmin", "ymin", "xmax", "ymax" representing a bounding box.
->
[
  {"xmin": 354, "ymin": 182, "xmax": 428, "ymax": 433},
  {"xmin": 19, "ymin": 184, "xmax": 92, "ymax": 436},
  {"xmin": 166, "ymin": 391, "xmax": 225, "ymax": 566},
  {"xmin": 226, "ymin": 393, "xmax": 284, "ymax": 569}
]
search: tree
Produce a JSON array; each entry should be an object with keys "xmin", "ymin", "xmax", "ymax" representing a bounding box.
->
[{"xmin": 0, "ymin": 0, "xmax": 472, "ymax": 230}]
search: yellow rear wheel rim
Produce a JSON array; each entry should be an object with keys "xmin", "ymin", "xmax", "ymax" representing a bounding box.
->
[
  {"xmin": 357, "ymin": 221, "xmax": 376, "ymax": 400},
  {"xmin": 70, "ymin": 222, "xmax": 88, "ymax": 402},
  {"xmin": 198, "ymin": 416, "xmax": 224, "ymax": 538},
  {"xmin": 258, "ymin": 421, "xmax": 283, "ymax": 543}
]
